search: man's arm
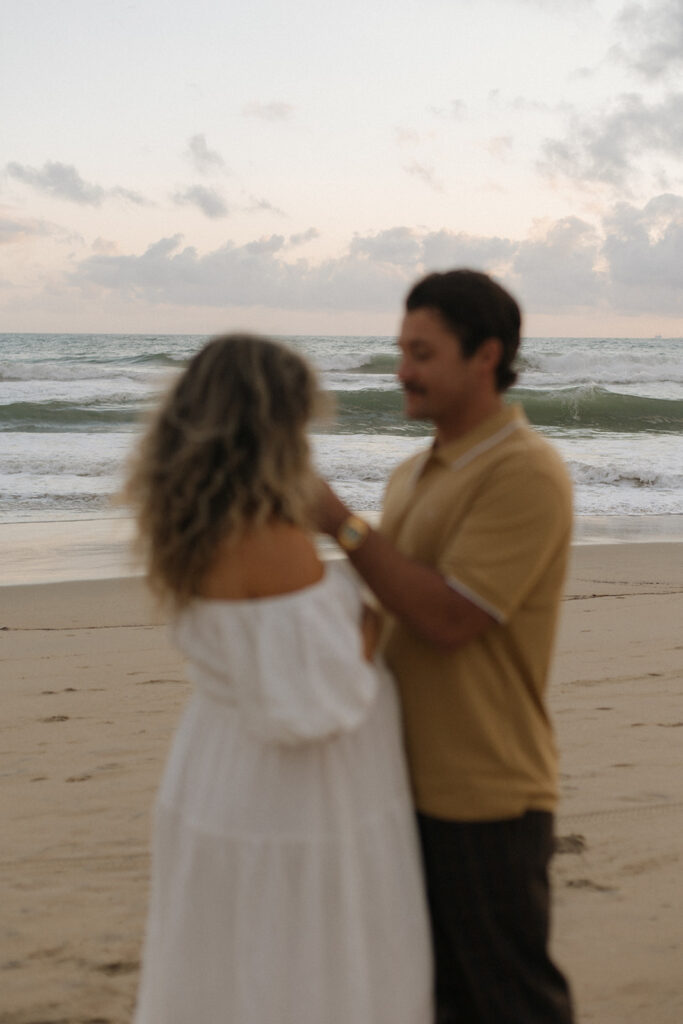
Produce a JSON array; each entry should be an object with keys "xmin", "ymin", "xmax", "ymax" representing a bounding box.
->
[{"xmin": 316, "ymin": 481, "xmax": 494, "ymax": 651}]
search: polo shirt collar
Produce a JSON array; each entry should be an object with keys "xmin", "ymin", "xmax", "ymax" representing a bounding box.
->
[{"xmin": 430, "ymin": 404, "xmax": 527, "ymax": 471}]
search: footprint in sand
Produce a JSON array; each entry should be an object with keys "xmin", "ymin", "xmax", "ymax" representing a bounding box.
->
[
  {"xmin": 566, "ymin": 878, "xmax": 616, "ymax": 892},
  {"xmin": 555, "ymin": 834, "xmax": 586, "ymax": 854},
  {"xmin": 27, "ymin": 946, "xmax": 66, "ymax": 959},
  {"xmin": 65, "ymin": 773, "xmax": 92, "ymax": 782},
  {"xmin": 95, "ymin": 959, "xmax": 139, "ymax": 975},
  {"xmin": 40, "ymin": 715, "xmax": 69, "ymax": 722}
]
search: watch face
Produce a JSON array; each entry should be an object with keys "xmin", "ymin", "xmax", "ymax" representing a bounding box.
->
[{"xmin": 339, "ymin": 516, "xmax": 369, "ymax": 550}]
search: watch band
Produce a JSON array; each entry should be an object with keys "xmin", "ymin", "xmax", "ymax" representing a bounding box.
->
[{"xmin": 336, "ymin": 514, "xmax": 371, "ymax": 552}]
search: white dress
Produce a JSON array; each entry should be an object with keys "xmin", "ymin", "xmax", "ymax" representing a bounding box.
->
[{"xmin": 134, "ymin": 561, "xmax": 432, "ymax": 1024}]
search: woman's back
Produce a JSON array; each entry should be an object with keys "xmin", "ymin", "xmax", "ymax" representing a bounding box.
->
[{"xmin": 198, "ymin": 522, "xmax": 324, "ymax": 601}]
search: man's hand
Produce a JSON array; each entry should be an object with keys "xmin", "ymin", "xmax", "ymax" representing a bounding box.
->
[{"xmin": 311, "ymin": 478, "xmax": 493, "ymax": 651}]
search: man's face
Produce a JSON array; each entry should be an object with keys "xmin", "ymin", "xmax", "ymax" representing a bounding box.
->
[{"xmin": 397, "ymin": 307, "xmax": 480, "ymax": 432}]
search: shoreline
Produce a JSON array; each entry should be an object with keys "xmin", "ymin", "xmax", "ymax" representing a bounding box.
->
[{"xmin": 1, "ymin": 513, "xmax": 683, "ymax": 588}]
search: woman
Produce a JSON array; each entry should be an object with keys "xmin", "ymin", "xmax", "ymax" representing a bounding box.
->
[{"xmin": 126, "ymin": 334, "xmax": 432, "ymax": 1024}]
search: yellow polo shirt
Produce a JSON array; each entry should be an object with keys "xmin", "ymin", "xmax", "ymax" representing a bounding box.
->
[{"xmin": 380, "ymin": 404, "xmax": 572, "ymax": 821}]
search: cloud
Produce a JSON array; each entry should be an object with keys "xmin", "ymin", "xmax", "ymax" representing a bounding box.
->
[
  {"xmin": 245, "ymin": 195, "xmax": 286, "ymax": 216},
  {"xmin": 0, "ymin": 215, "xmax": 54, "ymax": 245},
  {"xmin": 67, "ymin": 226, "xmax": 514, "ymax": 312},
  {"xmin": 540, "ymin": 92, "xmax": 683, "ymax": 188},
  {"xmin": 65, "ymin": 200, "xmax": 683, "ymax": 318},
  {"xmin": 603, "ymin": 193, "xmax": 683, "ymax": 313},
  {"xmin": 510, "ymin": 217, "xmax": 603, "ymax": 310},
  {"xmin": 186, "ymin": 134, "xmax": 226, "ymax": 173},
  {"xmin": 70, "ymin": 230, "xmax": 413, "ymax": 311},
  {"xmin": 0, "ymin": 210, "xmax": 81, "ymax": 246},
  {"xmin": 242, "ymin": 101, "xmax": 293, "ymax": 121},
  {"xmin": 91, "ymin": 237, "xmax": 119, "ymax": 255},
  {"xmin": 289, "ymin": 228, "xmax": 319, "ymax": 246},
  {"xmin": 110, "ymin": 186, "xmax": 149, "ymax": 205},
  {"xmin": 612, "ymin": 0, "xmax": 683, "ymax": 79},
  {"xmin": 403, "ymin": 161, "xmax": 443, "ymax": 192},
  {"xmin": 173, "ymin": 185, "xmax": 229, "ymax": 219},
  {"xmin": 421, "ymin": 230, "xmax": 516, "ymax": 271},
  {"xmin": 350, "ymin": 227, "xmax": 423, "ymax": 267},
  {"xmin": 6, "ymin": 160, "xmax": 148, "ymax": 206},
  {"xmin": 242, "ymin": 236, "xmax": 286, "ymax": 256},
  {"xmin": 7, "ymin": 161, "xmax": 105, "ymax": 205}
]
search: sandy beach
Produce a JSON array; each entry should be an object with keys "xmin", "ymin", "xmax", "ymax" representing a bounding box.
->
[{"xmin": 1, "ymin": 539, "xmax": 682, "ymax": 1024}]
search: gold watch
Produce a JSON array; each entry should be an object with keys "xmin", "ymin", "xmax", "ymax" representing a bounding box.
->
[{"xmin": 336, "ymin": 514, "xmax": 371, "ymax": 552}]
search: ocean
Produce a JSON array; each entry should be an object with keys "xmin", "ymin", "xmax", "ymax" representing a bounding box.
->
[{"xmin": 1, "ymin": 333, "xmax": 682, "ymax": 540}]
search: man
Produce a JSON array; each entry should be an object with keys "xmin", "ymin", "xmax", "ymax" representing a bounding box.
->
[{"xmin": 317, "ymin": 269, "xmax": 575, "ymax": 1024}]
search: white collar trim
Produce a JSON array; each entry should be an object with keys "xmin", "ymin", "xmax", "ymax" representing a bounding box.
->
[{"xmin": 448, "ymin": 417, "xmax": 523, "ymax": 473}]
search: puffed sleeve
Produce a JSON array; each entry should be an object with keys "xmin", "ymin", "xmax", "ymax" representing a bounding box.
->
[{"xmin": 173, "ymin": 562, "xmax": 381, "ymax": 746}]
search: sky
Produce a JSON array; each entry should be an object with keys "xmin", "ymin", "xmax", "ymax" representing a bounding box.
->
[{"xmin": 2, "ymin": 0, "xmax": 683, "ymax": 337}]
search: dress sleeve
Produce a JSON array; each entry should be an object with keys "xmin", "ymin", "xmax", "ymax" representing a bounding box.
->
[
  {"xmin": 239, "ymin": 564, "xmax": 381, "ymax": 745},
  {"xmin": 178, "ymin": 563, "xmax": 381, "ymax": 747},
  {"xmin": 438, "ymin": 457, "xmax": 573, "ymax": 623}
]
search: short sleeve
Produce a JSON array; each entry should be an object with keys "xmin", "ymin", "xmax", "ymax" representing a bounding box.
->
[{"xmin": 438, "ymin": 459, "xmax": 572, "ymax": 622}]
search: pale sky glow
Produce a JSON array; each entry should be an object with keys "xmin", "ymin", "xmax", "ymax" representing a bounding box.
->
[{"xmin": 2, "ymin": 0, "xmax": 683, "ymax": 335}]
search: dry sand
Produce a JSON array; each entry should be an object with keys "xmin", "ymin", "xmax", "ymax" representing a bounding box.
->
[{"xmin": 1, "ymin": 543, "xmax": 682, "ymax": 1024}]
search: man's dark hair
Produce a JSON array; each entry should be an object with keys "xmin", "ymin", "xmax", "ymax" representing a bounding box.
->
[{"xmin": 405, "ymin": 269, "xmax": 521, "ymax": 391}]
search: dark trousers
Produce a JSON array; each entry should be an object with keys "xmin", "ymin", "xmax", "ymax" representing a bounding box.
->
[{"xmin": 417, "ymin": 810, "xmax": 574, "ymax": 1024}]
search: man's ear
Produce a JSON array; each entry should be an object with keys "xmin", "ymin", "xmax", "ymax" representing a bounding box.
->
[{"xmin": 478, "ymin": 337, "xmax": 503, "ymax": 376}]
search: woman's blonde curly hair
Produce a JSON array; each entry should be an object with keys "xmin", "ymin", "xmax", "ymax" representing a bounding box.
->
[{"xmin": 124, "ymin": 333, "xmax": 322, "ymax": 605}]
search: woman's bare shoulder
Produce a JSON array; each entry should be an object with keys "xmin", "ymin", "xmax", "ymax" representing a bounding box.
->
[{"xmin": 198, "ymin": 522, "xmax": 324, "ymax": 600}]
